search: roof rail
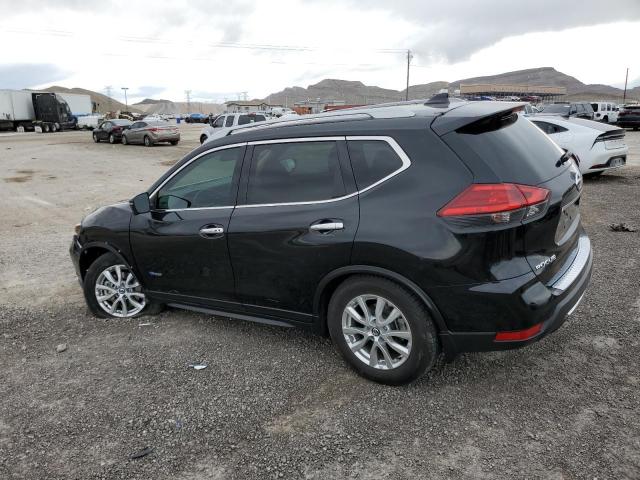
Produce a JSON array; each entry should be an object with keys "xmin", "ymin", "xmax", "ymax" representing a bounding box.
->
[{"xmin": 228, "ymin": 112, "xmax": 373, "ymax": 136}]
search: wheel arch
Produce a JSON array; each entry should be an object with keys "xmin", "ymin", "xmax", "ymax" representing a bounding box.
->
[
  {"xmin": 313, "ymin": 265, "xmax": 449, "ymax": 335},
  {"xmin": 79, "ymin": 242, "xmax": 140, "ymax": 283}
]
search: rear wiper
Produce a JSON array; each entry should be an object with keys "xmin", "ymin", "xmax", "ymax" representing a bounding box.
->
[{"xmin": 557, "ymin": 150, "xmax": 572, "ymax": 167}]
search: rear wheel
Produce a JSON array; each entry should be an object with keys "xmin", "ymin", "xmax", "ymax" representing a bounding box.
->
[
  {"xmin": 109, "ymin": 134, "xmax": 116, "ymax": 144},
  {"xmin": 51, "ymin": 123, "xmax": 59, "ymax": 132},
  {"xmin": 144, "ymin": 135, "xmax": 153, "ymax": 147},
  {"xmin": 83, "ymin": 253, "xmax": 163, "ymax": 319},
  {"xmin": 43, "ymin": 123, "xmax": 50, "ymax": 133},
  {"xmin": 602, "ymin": 116, "xmax": 609, "ymax": 123},
  {"xmin": 170, "ymin": 140, "xmax": 179, "ymax": 145},
  {"xmin": 328, "ymin": 276, "xmax": 439, "ymax": 385}
]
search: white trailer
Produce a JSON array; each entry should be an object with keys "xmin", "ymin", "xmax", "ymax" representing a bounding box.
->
[
  {"xmin": 57, "ymin": 93, "xmax": 92, "ymax": 117},
  {"xmin": 0, "ymin": 89, "xmax": 36, "ymax": 129}
]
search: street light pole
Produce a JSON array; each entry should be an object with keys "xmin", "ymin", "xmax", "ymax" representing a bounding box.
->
[
  {"xmin": 623, "ymin": 68, "xmax": 629, "ymax": 104},
  {"xmin": 121, "ymin": 87, "xmax": 129, "ymax": 111}
]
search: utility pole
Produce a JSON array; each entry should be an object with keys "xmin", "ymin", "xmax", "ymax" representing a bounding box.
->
[
  {"xmin": 185, "ymin": 90, "xmax": 192, "ymax": 114},
  {"xmin": 121, "ymin": 87, "xmax": 129, "ymax": 112},
  {"xmin": 623, "ymin": 68, "xmax": 629, "ymax": 104},
  {"xmin": 405, "ymin": 50, "xmax": 413, "ymax": 101},
  {"xmin": 105, "ymin": 85, "xmax": 113, "ymax": 112}
]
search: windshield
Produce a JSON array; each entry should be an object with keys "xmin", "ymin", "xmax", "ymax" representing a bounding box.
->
[{"xmin": 541, "ymin": 104, "xmax": 570, "ymax": 114}]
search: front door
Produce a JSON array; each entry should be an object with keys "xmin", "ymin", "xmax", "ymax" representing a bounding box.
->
[
  {"xmin": 130, "ymin": 145, "xmax": 246, "ymax": 310},
  {"xmin": 228, "ymin": 138, "xmax": 358, "ymax": 322}
]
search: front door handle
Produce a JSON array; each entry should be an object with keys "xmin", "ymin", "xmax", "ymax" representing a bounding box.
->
[
  {"xmin": 309, "ymin": 221, "xmax": 344, "ymax": 232},
  {"xmin": 199, "ymin": 225, "xmax": 224, "ymax": 238}
]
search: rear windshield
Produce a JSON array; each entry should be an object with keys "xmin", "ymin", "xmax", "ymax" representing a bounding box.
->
[
  {"xmin": 541, "ymin": 104, "xmax": 570, "ymax": 114},
  {"xmin": 442, "ymin": 113, "xmax": 567, "ymax": 185}
]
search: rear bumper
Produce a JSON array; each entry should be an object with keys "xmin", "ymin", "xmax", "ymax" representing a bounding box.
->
[
  {"xmin": 438, "ymin": 234, "xmax": 593, "ymax": 356},
  {"xmin": 69, "ymin": 235, "xmax": 82, "ymax": 284}
]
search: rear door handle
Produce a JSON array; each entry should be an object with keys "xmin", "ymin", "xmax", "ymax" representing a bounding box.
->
[
  {"xmin": 199, "ymin": 225, "xmax": 224, "ymax": 238},
  {"xmin": 309, "ymin": 221, "xmax": 344, "ymax": 232}
]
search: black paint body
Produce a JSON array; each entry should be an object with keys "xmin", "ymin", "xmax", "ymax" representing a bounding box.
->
[{"xmin": 71, "ymin": 101, "xmax": 592, "ymax": 358}]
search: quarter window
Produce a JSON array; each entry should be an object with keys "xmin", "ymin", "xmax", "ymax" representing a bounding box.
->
[
  {"xmin": 156, "ymin": 147, "xmax": 243, "ymax": 209},
  {"xmin": 347, "ymin": 140, "xmax": 404, "ymax": 190},
  {"xmin": 531, "ymin": 121, "xmax": 568, "ymax": 135},
  {"xmin": 246, "ymin": 141, "xmax": 344, "ymax": 204}
]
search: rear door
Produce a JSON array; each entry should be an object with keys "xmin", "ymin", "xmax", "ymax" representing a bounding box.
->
[{"xmin": 228, "ymin": 137, "xmax": 358, "ymax": 322}]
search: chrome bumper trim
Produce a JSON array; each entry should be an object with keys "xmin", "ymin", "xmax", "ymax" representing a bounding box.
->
[{"xmin": 551, "ymin": 236, "xmax": 591, "ymax": 292}]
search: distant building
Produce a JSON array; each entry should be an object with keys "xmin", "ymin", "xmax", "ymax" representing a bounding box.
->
[
  {"xmin": 224, "ymin": 101, "xmax": 282, "ymax": 113},
  {"xmin": 293, "ymin": 99, "xmax": 347, "ymax": 114},
  {"xmin": 459, "ymin": 83, "xmax": 567, "ymax": 102}
]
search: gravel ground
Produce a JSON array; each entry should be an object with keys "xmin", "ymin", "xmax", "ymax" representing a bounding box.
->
[{"xmin": 1, "ymin": 127, "xmax": 639, "ymax": 479}]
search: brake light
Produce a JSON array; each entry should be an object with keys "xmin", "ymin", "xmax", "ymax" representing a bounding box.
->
[
  {"xmin": 112, "ymin": 126, "xmax": 121, "ymax": 132},
  {"xmin": 495, "ymin": 322, "xmax": 542, "ymax": 342},
  {"xmin": 438, "ymin": 184, "xmax": 549, "ymax": 216}
]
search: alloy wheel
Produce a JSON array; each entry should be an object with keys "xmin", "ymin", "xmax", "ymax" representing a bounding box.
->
[
  {"xmin": 341, "ymin": 294, "xmax": 412, "ymax": 370},
  {"xmin": 94, "ymin": 264, "xmax": 146, "ymax": 317}
]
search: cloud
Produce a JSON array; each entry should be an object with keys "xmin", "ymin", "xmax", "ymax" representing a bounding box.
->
[
  {"xmin": 339, "ymin": 0, "xmax": 640, "ymax": 63},
  {"xmin": 0, "ymin": 63, "xmax": 69, "ymax": 89},
  {"xmin": 131, "ymin": 86, "xmax": 166, "ymax": 99}
]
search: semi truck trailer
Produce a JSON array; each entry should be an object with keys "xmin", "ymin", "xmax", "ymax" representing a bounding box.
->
[{"xmin": 0, "ymin": 90, "xmax": 78, "ymax": 132}]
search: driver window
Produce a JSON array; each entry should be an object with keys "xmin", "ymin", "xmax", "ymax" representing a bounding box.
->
[
  {"xmin": 213, "ymin": 116, "xmax": 225, "ymax": 128},
  {"xmin": 156, "ymin": 147, "xmax": 243, "ymax": 210}
]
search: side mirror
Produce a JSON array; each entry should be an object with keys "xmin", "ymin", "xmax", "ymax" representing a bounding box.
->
[{"xmin": 130, "ymin": 192, "xmax": 151, "ymax": 215}]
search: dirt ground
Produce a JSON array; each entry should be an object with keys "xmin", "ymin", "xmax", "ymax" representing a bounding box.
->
[{"xmin": 1, "ymin": 125, "xmax": 639, "ymax": 479}]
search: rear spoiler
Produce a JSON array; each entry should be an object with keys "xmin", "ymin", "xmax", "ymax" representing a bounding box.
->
[{"xmin": 430, "ymin": 102, "xmax": 526, "ymax": 136}]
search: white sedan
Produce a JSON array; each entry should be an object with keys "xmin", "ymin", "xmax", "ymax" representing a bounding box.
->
[{"xmin": 528, "ymin": 115, "xmax": 628, "ymax": 176}]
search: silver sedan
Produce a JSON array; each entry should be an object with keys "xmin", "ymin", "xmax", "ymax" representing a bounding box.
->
[{"xmin": 122, "ymin": 121, "xmax": 180, "ymax": 147}]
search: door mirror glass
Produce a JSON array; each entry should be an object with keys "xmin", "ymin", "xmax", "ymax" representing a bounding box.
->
[{"xmin": 130, "ymin": 192, "xmax": 151, "ymax": 215}]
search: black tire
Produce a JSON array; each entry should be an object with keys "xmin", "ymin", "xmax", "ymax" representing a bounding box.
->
[
  {"xmin": 584, "ymin": 171, "xmax": 604, "ymax": 178},
  {"xmin": 328, "ymin": 275, "xmax": 439, "ymax": 385},
  {"xmin": 83, "ymin": 252, "xmax": 163, "ymax": 319},
  {"xmin": 93, "ymin": 133, "xmax": 100, "ymax": 143},
  {"xmin": 109, "ymin": 134, "xmax": 116, "ymax": 144},
  {"xmin": 144, "ymin": 135, "xmax": 153, "ymax": 147},
  {"xmin": 170, "ymin": 140, "xmax": 179, "ymax": 146},
  {"xmin": 51, "ymin": 123, "xmax": 59, "ymax": 132},
  {"xmin": 43, "ymin": 123, "xmax": 50, "ymax": 133},
  {"xmin": 200, "ymin": 134, "xmax": 207, "ymax": 144},
  {"xmin": 122, "ymin": 135, "xmax": 128, "ymax": 145},
  {"xmin": 602, "ymin": 116, "xmax": 608, "ymax": 123}
]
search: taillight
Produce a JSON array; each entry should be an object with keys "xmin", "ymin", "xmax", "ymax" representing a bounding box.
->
[
  {"xmin": 150, "ymin": 127, "xmax": 159, "ymax": 132},
  {"xmin": 437, "ymin": 183, "xmax": 550, "ymax": 229},
  {"xmin": 112, "ymin": 126, "xmax": 121, "ymax": 132}
]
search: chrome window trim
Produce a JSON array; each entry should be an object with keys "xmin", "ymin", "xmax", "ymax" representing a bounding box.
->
[
  {"xmin": 149, "ymin": 142, "xmax": 247, "ymax": 212},
  {"xmin": 551, "ymin": 236, "xmax": 591, "ymax": 292},
  {"xmin": 237, "ymin": 135, "xmax": 411, "ymax": 209}
]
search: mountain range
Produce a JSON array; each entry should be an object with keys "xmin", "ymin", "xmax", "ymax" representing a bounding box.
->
[{"xmin": 43, "ymin": 67, "xmax": 639, "ymax": 114}]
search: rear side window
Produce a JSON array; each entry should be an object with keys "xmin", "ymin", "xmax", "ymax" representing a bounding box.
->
[
  {"xmin": 247, "ymin": 141, "xmax": 344, "ymax": 204},
  {"xmin": 444, "ymin": 113, "xmax": 566, "ymax": 184},
  {"xmin": 531, "ymin": 121, "xmax": 568, "ymax": 135},
  {"xmin": 347, "ymin": 140, "xmax": 404, "ymax": 190},
  {"xmin": 238, "ymin": 114, "xmax": 265, "ymax": 125}
]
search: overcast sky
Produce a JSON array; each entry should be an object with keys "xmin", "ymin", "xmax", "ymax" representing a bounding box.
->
[{"xmin": 0, "ymin": 0, "xmax": 638, "ymax": 104}]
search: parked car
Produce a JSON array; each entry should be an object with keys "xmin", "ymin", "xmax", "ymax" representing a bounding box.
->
[
  {"xmin": 539, "ymin": 102, "xmax": 595, "ymax": 120},
  {"xmin": 199, "ymin": 112, "xmax": 267, "ymax": 144},
  {"xmin": 122, "ymin": 120, "xmax": 180, "ymax": 147},
  {"xmin": 71, "ymin": 99, "xmax": 592, "ymax": 385},
  {"xmin": 184, "ymin": 113, "xmax": 208, "ymax": 123},
  {"xmin": 617, "ymin": 105, "xmax": 640, "ymax": 130},
  {"xmin": 92, "ymin": 119, "xmax": 132, "ymax": 144},
  {"xmin": 529, "ymin": 116, "xmax": 627, "ymax": 176},
  {"xmin": 142, "ymin": 114, "xmax": 166, "ymax": 123},
  {"xmin": 589, "ymin": 101, "xmax": 618, "ymax": 124}
]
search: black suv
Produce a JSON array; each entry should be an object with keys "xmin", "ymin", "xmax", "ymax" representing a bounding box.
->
[
  {"xmin": 539, "ymin": 102, "xmax": 595, "ymax": 120},
  {"xmin": 71, "ymin": 99, "xmax": 592, "ymax": 385}
]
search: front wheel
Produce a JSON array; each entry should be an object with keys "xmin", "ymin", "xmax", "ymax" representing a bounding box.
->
[
  {"xmin": 93, "ymin": 133, "xmax": 99, "ymax": 142},
  {"xmin": 122, "ymin": 135, "xmax": 128, "ymax": 145},
  {"xmin": 170, "ymin": 140, "xmax": 179, "ymax": 146},
  {"xmin": 83, "ymin": 253, "xmax": 163, "ymax": 319},
  {"xmin": 144, "ymin": 135, "xmax": 153, "ymax": 147},
  {"xmin": 328, "ymin": 276, "xmax": 439, "ymax": 385}
]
